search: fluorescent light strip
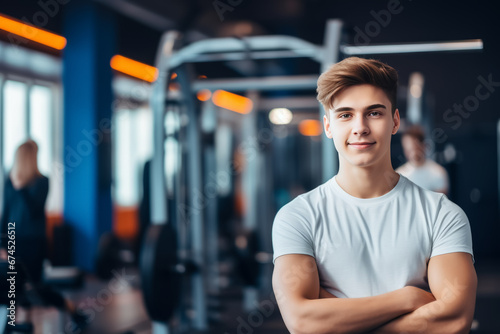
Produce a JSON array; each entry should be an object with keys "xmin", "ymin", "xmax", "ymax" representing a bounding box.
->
[{"xmin": 0, "ymin": 14, "xmax": 66, "ymax": 50}]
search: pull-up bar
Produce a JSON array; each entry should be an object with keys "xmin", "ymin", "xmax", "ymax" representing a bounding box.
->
[
  {"xmin": 342, "ymin": 39, "xmax": 483, "ymax": 55},
  {"xmin": 168, "ymin": 35, "xmax": 323, "ymax": 67}
]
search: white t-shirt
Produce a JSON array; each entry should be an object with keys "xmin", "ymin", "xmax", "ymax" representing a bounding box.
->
[
  {"xmin": 396, "ymin": 159, "xmax": 449, "ymax": 193},
  {"xmin": 272, "ymin": 174, "xmax": 474, "ymax": 298}
]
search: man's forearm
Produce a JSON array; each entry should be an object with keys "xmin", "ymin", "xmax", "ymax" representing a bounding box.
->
[
  {"xmin": 371, "ymin": 299, "xmax": 469, "ymax": 334},
  {"xmin": 288, "ymin": 288, "xmax": 413, "ymax": 334}
]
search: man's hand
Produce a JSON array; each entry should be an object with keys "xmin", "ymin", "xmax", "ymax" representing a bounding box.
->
[{"xmin": 404, "ymin": 286, "xmax": 436, "ymax": 309}]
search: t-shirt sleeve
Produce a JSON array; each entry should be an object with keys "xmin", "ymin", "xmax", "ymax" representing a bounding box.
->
[
  {"xmin": 431, "ymin": 195, "xmax": 474, "ymax": 262},
  {"xmin": 272, "ymin": 200, "xmax": 314, "ymax": 264}
]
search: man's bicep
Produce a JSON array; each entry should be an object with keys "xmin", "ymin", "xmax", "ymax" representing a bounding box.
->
[
  {"xmin": 272, "ymin": 254, "xmax": 320, "ymax": 324},
  {"xmin": 427, "ymin": 252, "xmax": 477, "ymax": 321}
]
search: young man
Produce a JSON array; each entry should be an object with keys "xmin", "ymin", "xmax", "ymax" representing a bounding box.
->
[
  {"xmin": 397, "ymin": 125, "xmax": 449, "ymax": 195},
  {"xmin": 272, "ymin": 57, "xmax": 476, "ymax": 334}
]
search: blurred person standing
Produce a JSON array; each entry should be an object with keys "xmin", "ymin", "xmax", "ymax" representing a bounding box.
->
[
  {"xmin": 0, "ymin": 140, "xmax": 49, "ymax": 329},
  {"xmin": 396, "ymin": 125, "xmax": 449, "ymax": 194},
  {"xmin": 0, "ymin": 140, "xmax": 87, "ymax": 330},
  {"xmin": 0, "ymin": 139, "xmax": 49, "ymax": 282}
]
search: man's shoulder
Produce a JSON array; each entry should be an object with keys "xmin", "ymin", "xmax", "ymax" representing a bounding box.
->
[
  {"xmin": 435, "ymin": 194, "xmax": 467, "ymax": 220},
  {"xmin": 398, "ymin": 175, "xmax": 445, "ymax": 206},
  {"xmin": 404, "ymin": 177, "xmax": 466, "ymax": 220}
]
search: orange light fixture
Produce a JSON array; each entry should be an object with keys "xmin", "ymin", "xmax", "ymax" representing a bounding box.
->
[
  {"xmin": 212, "ymin": 90, "xmax": 253, "ymax": 114},
  {"xmin": 197, "ymin": 89, "xmax": 212, "ymax": 102},
  {"xmin": 110, "ymin": 55, "xmax": 158, "ymax": 83},
  {"xmin": 0, "ymin": 14, "xmax": 66, "ymax": 50},
  {"xmin": 299, "ymin": 119, "xmax": 322, "ymax": 136}
]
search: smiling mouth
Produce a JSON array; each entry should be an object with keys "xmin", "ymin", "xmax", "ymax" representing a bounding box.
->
[{"xmin": 348, "ymin": 142, "xmax": 375, "ymax": 149}]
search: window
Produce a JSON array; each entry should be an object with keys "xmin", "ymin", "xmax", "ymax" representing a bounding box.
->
[
  {"xmin": 30, "ymin": 85, "xmax": 52, "ymax": 176},
  {"xmin": 2, "ymin": 80, "xmax": 28, "ymax": 172},
  {"xmin": 113, "ymin": 107, "xmax": 153, "ymax": 206}
]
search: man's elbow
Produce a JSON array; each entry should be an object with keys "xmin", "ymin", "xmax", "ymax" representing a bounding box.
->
[
  {"xmin": 283, "ymin": 306, "xmax": 316, "ymax": 334},
  {"xmin": 452, "ymin": 316, "xmax": 473, "ymax": 334},
  {"xmin": 288, "ymin": 321, "xmax": 325, "ymax": 334},
  {"xmin": 288, "ymin": 319, "xmax": 308, "ymax": 334},
  {"xmin": 286, "ymin": 308, "xmax": 313, "ymax": 334}
]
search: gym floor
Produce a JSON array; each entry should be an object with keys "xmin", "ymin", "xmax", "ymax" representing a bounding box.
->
[{"xmin": 18, "ymin": 259, "xmax": 500, "ymax": 334}]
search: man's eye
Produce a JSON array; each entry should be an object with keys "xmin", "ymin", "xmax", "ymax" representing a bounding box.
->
[
  {"xmin": 339, "ymin": 114, "xmax": 351, "ymax": 119},
  {"xmin": 369, "ymin": 111, "xmax": 382, "ymax": 116}
]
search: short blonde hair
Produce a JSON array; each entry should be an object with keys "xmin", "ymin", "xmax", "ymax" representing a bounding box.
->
[{"xmin": 317, "ymin": 57, "xmax": 398, "ymax": 118}]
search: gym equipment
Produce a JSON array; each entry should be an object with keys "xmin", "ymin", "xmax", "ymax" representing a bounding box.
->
[
  {"xmin": 140, "ymin": 224, "xmax": 198, "ymax": 322},
  {"xmin": 43, "ymin": 260, "xmax": 84, "ymax": 288},
  {"xmin": 95, "ymin": 232, "xmax": 122, "ymax": 280},
  {"xmin": 235, "ymin": 230, "xmax": 261, "ymax": 286},
  {"xmin": 140, "ymin": 224, "xmax": 179, "ymax": 322},
  {"xmin": 498, "ymin": 119, "xmax": 500, "ymax": 214},
  {"xmin": 95, "ymin": 232, "xmax": 136, "ymax": 280}
]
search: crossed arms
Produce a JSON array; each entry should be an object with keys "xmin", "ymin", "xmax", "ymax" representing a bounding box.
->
[{"xmin": 272, "ymin": 252, "xmax": 476, "ymax": 334}]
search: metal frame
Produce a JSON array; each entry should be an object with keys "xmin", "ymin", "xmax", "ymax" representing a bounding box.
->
[
  {"xmin": 0, "ymin": 75, "xmax": 4, "ymax": 223},
  {"xmin": 168, "ymin": 35, "xmax": 323, "ymax": 67},
  {"xmin": 192, "ymin": 75, "xmax": 318, "ymax": 92},
  {"xmin": 0, "ymin": 75, "xmax": 4, "ymax": 174},
  {"xmin": 321, "ymin": 19, "xmax": 343, "ymax": 182},
  {"xmin": 150, "ymin": 31, "xmax": 179, "ymax": 226},
  {"xmin": 498, "ymin": 119, "xmax": 500, "ymax": 216},
  {"xmin": 341, "ymin": 39, "xmax": 483, "ymax": 55},
  {"xmin": 148, "ymin": 30, "xmax": 178, "ymax": 334},
  {"xmin": 176, "ymin": 64, "xmax": 208, "ymax": 331}
]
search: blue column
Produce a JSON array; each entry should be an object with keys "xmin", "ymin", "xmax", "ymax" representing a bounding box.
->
[{"xmin": 62, "ymin": 1, "xmax": 115, "ymax": 272}]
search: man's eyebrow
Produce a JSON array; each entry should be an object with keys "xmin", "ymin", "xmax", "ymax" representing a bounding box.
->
[
  {"xmin": 366, "ymin": 104, "xmax": 387, "ymax": 110},
  {"xmin": 331, "ymin": 104, "xmax": 387, "ymax": 113},
  {"xmin": 331, "ymin": 106, "xmax": 353, "ymax": 113}
]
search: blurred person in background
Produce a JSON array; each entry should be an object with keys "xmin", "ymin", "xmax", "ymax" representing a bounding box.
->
[
  {"xmin": 396, "ymin": 125, "xmax": 449, "ymax": 194},
  {"xmin": 0, "ymin": 140, "xmax": 48, "ymax": 282},
  {"xmin": 0, "ymin": 140, "xmax": 86, "ymax": 330}
]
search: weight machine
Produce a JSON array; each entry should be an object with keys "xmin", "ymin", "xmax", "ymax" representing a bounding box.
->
[{"xmin": 141, "ymin": 19, "xmax": 483, "ymax": 334}]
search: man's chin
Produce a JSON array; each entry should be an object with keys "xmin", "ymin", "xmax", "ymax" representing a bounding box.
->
[{"xmin": 346, "ymin": 159, "xmax": 376, "ymax": 168}]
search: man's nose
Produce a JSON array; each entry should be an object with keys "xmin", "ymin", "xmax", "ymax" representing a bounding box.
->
[{"xmin": 352, "ymin": 116, "xmax": 370, "ymax": 135}]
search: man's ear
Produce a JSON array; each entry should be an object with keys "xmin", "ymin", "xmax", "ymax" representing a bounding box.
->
[
  {"xmin": 323, "ymin": 114, "xmax": 333, "ymax": 139},
  {"xmin": 392, "ymin": 109, "xmax": 400, "ymax": 135}
]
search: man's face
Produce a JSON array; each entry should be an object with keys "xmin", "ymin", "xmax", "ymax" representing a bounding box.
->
[{"xmin": 323, "ymin": 84, "xmax": 399, "ymax": 169}]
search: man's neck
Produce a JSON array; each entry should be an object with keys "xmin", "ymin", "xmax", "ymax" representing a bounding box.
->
[{"xmin": 336, "ymin": 164, "xmax": 400, "ymax": 199}]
